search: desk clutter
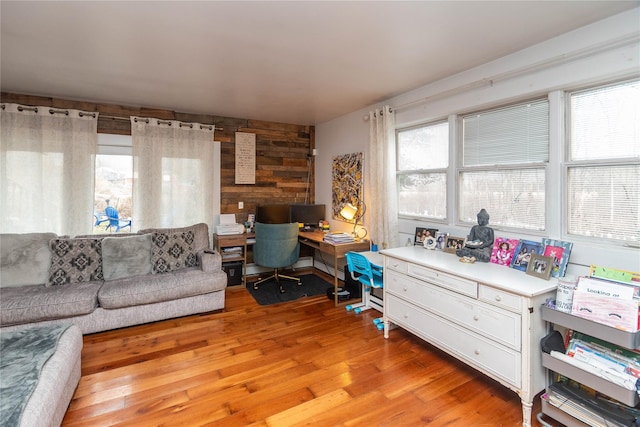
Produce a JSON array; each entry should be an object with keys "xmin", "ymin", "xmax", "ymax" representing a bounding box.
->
[{"xmin": 323, "ymin": 232, "xmax": 355, "ymax": 244}]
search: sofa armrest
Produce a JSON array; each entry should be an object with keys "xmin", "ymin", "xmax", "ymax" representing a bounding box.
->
[{"xmin": 198, "ymin": 250, "xmax": 222, "ymax": 272}]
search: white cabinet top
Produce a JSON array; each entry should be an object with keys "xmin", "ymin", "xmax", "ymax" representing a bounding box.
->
[{"xmin": 380, "ymin": 246, "xmax": 557, "ymax": 298}]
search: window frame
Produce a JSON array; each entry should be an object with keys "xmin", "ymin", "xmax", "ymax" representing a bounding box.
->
[
  {"xmin": 563, "ymin": 78, "xmax": 640, "ymax": 245},
  {"xmin": 395, "ymin": 119, "xmax": 449, "ymax": 222},
  {"xmin": 456, "ymin": 97, "xmax": 550, "ymax": 233}
]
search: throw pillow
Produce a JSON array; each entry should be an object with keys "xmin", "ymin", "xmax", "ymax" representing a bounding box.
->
[
  {"xmin": 150, "ymin": 230, "xmax": 197, "ymax": 274},
  {"xmin": 0, "ymin": 233, "xmax": 58, "ymax": 287},
  {"xmin": 47, "ymin": 238, "xmax": 103, "ymax": 286},
  {"xmin": 102, "ymin": 234, "xmax": 152, "ymax": 281}
]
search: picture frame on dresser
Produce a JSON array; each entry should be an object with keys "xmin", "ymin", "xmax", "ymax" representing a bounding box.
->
[
  {"xmin": 526, "ymin": 254, "xmax": 554, "ymax": 280},
  {"xmin": 443, "ymin": 236, "xmax": 465, "ymax": 253},
  {"xmin": 414, "ymin": 227, "xmax": 438, "ymax": 246}
]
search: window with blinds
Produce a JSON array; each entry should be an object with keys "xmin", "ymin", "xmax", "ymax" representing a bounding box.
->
[
  {"xmin": 567, "ymin": 79, "xmax": 640, "ymax": 243},
  {"xmin": 396, "ymin": 121, "xmax": 449, "ymax": 220},
  {"xmin": 459, "ymin": 99, "xmax": 549, "ymax": 230}
]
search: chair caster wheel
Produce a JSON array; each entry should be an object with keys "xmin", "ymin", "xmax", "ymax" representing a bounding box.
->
[
  {"xmin": 354, "ymin": 308, "xmax": 362, "ymax": 314},
  {"xmin": 376, "ymin": 323, "xmax": 384, "ymax": 331},
  {"xmin": 373, "ymin": 318, "xmax": 382, "ymax": 325},
  {"xmin": 345, "ymin": 305, "xmax": 353, "ymax": 312}
]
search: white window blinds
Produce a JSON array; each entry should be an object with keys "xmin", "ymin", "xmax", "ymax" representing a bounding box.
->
[{"xmin": 462, "ymin": 99, "xmax": 549, "ymax": 166}]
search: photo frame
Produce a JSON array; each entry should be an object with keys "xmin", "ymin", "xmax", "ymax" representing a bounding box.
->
[
  {"xmin": 414, "ymin": 227, "xmax": 438, "ymax": 246},
  {"xmin": 510, "ymin": 239, "xmax": 543, "ymax": 272},
  {"xmin": 435, "ymin": 232, "xmax": 448, "ymax": 251},
  {"xmin": 444, "ymin": 236, "xmax": 465, "ymax": 254},
  {"xmin": 526, "ymin": 254, "xmax": 554, "ymax": 280},
  {"xmin": 541, "ymin": 239, "xmax": 573, "ymax": 278},
  {"xmin": 489, "ymin": 237, "xmax": 519, "ymax": 266}
]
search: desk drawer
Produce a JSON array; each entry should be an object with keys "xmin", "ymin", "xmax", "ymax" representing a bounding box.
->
[
  {"xmin": 386, "ymin": 294, "xmax": 521, "ymax": 388},
  {"xmin": 217, "ymin": 235, "xmax": 246, "ymax": 246}
]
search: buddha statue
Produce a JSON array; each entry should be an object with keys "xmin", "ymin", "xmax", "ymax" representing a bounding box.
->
[{"xmin": 456, "ymin": 209, "xmax": 494, "ymax": 262}]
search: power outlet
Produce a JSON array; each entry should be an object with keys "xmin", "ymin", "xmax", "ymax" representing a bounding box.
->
[{"xmin": 238, "ymin": 201, "xmax": 244, "ymax": 209}]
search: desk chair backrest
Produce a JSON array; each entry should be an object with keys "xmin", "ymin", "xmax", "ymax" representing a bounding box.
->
[
  {"xmin": 345, "ymin": 251, "xmax": 383, "ymax": 289},
  {"xmin": 253, "ymin": 222, "xmax": 300, "ymax": 268}
]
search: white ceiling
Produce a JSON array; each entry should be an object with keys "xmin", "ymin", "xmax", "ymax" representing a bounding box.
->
[{"xmin": 1, "ymin": 1, "xmax": 638, "ymax": 125}]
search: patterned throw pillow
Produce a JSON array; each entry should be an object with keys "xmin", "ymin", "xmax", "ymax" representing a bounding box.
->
[
  {"xmin": 47, "ymin": 238, "xmax": 103, "ymax": 286},
  {"xmin": 150, "ymin": 230, "xmax": 197, "ymax": 274}
]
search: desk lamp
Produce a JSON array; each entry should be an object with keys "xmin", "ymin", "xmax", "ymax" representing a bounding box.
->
[{"xmin": 340, "ymin": 200, "xmax": 368, "ymax": 240}]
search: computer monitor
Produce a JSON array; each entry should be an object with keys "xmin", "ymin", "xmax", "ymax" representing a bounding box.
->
[
  {"xmin": 255, "ymin": 204, "xmax": 291, "ymax": 224},
  {"xmin": 289, "ymin": 204, "xmax": 326, "ymax": 228}
]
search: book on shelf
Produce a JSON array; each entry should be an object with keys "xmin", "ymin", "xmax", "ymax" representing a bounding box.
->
[{"xmin": 547, "ymin": 381, "xmax": 638, "ymax": 427}]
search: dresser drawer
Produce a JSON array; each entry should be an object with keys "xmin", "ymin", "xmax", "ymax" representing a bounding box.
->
[
  {"xmin": 386, "ymin": 271, "xmax": 521, "ymax": 350},
  {"xmin": 407, "ymin": 264, "xmax": 477, "ymax": 298},
  {"xmin": 386, "ymin": 294, "xmax": 521, "ymax": 388},
  {"xmin": 478, "ymin": 285, "xmax": 522, "ymax": 313},
  {"xmin": 385, "ymin": 257, "xmax": 408, "ymax": 274}
]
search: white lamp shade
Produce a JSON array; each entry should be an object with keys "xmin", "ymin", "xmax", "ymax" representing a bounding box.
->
[{"xmin": 340, "ymin": 203, "xmax": 358, "ymax": 221}]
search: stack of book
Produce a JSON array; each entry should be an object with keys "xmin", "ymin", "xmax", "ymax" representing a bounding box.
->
[
  {"xmin": 221, "ymin": 246, "xmax": 242, "ymax": 260},
  {"xmin": 323, "ymin": 232, "xmax": 354, "ymax": 244},
  {"xmin": 545, "ymin": 380, "xmax": 640, "ymax": 427}
]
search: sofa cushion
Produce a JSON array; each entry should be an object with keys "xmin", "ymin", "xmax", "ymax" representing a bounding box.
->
[
  {"xmin": 0, "ymin": 282, "xmax": 100, "ymax": 325},
  {"xmin": 149, "ymin": 229, "xmax": 198, "ymax": 274},
  {"xmin": 48, "ymin": 238, "xmax": 104, "ymax": 286},
  {"xmin": 102, "ymin": 234, "xmax": 152, "ymax": 281},
  {"xmin": 98, "ymin": 268, "xmax": 227, "ymax": 309},
  {"xmin": 0, "ymin": 233, "xmax": 58, "ymax": 287}
]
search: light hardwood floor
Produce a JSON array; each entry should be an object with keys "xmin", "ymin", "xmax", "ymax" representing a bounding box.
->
[{"xmin": 62, "ymin": 272, "xmax": 561, "ymax": 426}]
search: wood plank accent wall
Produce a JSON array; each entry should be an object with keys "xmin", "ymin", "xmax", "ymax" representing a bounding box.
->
[{"xmin": 0, "ymin": 92, "xmax": 315, "ymax": 223}]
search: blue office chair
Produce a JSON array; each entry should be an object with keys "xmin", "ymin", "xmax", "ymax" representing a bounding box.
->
[
  {"xmin": 345, "ymin": 251, "xmax": 384, "ymax": 330},
  {"xmin": 105, "ymin": 206, "xmax": 132, "ymax": 232},
  {"xmin": 253, "ymin": 222, "xmax": 301, "ymax": 293}
]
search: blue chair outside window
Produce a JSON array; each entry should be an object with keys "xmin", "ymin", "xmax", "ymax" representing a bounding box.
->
[{"xmin": 105, "ymin": 206, "xmax": 132, "ymax": 232}]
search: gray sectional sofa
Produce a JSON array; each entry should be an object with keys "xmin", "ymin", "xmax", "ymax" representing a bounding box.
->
[
  {"xmin": 0, "ymin": 222, "xmax": 227, "ymax": 334},
  {"xmin": 0, "ymin": 222, "xmax": 227, "ymax": 426}
]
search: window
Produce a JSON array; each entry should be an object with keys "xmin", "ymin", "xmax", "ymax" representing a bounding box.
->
[
  {"xmin": 396, "ymin": 121, "xmax": 448, "ymax": 220},
  {"xmin": 459, "ymin": 99, "xmax": 549, "ymax": 231},
  {"xmin": 567, "ymin": 79, "xmax": 640, "ymax": 243},
  {"xmin": 94, "ymin": 134, "xmax": 133, "ymax": 233}
]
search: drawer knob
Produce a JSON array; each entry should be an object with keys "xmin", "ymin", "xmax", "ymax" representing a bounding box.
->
[
  {"xmin": 473, "ymin": 315, "xmax": 479, "ymax": 321},
  {"xmin": 403, "ymin": 286, "xmax": 408, "ymax": 291},
  {"xmin": 494, "ymin": 295, "xmax": 502, "ymax": 302},
  {"xmin": 404, "ymin": 313, "xmax": 409, "ymax": 319},
  {"xmin": 474, "ymin": 349, "xmax": 480, "ymax": 355}
]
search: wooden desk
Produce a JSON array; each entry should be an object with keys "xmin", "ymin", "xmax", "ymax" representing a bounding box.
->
[{"xmin": 298, "ymin": 231, "xmax": 371, "ymax": 306}]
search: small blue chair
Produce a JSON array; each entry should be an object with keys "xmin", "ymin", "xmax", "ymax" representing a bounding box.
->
[
  {"xmin": 105, "ymin": 206, "xmax": 132, "ymax": 232},
  {"xmin": 345, "ymin": 251, "xmax": 384, "ymax": 330}
]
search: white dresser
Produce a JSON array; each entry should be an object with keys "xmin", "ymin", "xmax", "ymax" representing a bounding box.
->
[{"xmin": 381, "ymin": 246, "xmax": 557, "ymax": 427}]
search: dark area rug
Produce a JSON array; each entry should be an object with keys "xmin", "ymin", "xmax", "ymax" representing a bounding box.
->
[{"xmin": 246, "ymin": 274, "xmax": 332, "ymax": 306}]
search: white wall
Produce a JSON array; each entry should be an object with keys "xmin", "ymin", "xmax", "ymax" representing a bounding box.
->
[{"xmin": 315, "ymin": 8, "xmax": 640, "ymax": 274}]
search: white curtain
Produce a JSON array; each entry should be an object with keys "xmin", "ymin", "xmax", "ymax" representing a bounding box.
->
[
  {"xmin": 0, "ymin": 103, "xmax": 98, "ymax": 235},
  {"xmin": 366, "ymin": 105, "xmax": 399, "ymax": 249},
  {"xmin": 131, "ymin": 117, "xmax": 215, "ymax": 229}
]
